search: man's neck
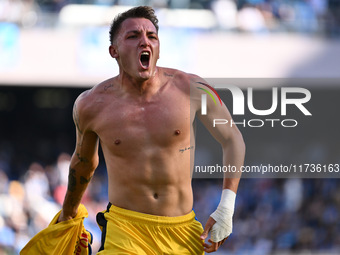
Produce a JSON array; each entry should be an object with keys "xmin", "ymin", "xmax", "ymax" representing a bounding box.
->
[{"xmin": 117, "ymin": 68, "xmax": 162, "ymax": 99}]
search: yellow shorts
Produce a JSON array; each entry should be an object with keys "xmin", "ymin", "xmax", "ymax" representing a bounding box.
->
[{"xmin": 96, "ymin": 203, "xmax": 204, "ymax": 255}]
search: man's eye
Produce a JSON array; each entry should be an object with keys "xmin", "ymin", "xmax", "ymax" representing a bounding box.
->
[{"xmin": 127, "ymin": 35, "xmax": 137, "ymax": 39}]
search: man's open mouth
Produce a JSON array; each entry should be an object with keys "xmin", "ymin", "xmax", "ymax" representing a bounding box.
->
[{"xmin": 140, "ymin": 51, "xmax": 150, "ymax": 69}]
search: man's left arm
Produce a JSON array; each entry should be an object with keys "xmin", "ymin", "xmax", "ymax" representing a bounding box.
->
[{"xmin": 193, "ymin": 79, "xmax": 245, "ymax": 253}]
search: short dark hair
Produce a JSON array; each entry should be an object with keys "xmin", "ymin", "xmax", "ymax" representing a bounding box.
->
[{"xmin": 109, "ymin": 6, "xmax": 159, "ymax": 45}]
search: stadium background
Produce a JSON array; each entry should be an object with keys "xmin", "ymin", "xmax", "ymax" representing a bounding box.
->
[{"xmin": 1, "ymin": 0, "xmax": 340, "ymax": 254}]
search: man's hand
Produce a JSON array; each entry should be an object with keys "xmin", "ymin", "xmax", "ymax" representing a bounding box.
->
[
  {"xmin": 57, "ymin": 210, "xmax": 75, "ymax": 223},
  {"xmin": 200, "ymin": 217, "xmax": 229, "ymax": 253},
  {"xmin": 199, "ymin": 189, "xmax": 236, "ymax": 252}
]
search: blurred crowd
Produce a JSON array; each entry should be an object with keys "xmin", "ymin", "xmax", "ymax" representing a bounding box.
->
[
  {"xmin": 0, "ymin": 0, "xmax": 339, "ymax": 36},
  {"xmin": 1, "ymin": 149, "xmax": 340, "ymax": 254},
  {"xmin": 194, "ymin": 178, "xmax": 340, "ymax": 254}
]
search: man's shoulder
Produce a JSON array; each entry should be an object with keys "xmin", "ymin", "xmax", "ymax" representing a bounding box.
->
[
  {"xmin": 75, "ymin": 78, "xmax": 114, "ymax": 112},
  {"xmin": 159, "ymin": 67, "xmax": 196, "ymax": 81},
  {"xmin": 159, "ymin": 67, "xmax": 206, "ymax": 91},
  {"xmin": 162, "ymin": 68, "xmax": 212, "ymax": 100}
]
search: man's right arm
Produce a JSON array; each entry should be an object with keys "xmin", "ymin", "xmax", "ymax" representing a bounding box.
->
[
  {"xmin": 189, "ymin": 75, "xmax": 245, "ymax": 253},
  {"xmin": 58, "ymin": 95, "xmax": 99, "ymax": 222}
]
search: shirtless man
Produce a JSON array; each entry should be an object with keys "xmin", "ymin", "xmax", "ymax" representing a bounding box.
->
[{"xmin": 58, "ymin": 6, "xmax": 245, "ymax": 254}]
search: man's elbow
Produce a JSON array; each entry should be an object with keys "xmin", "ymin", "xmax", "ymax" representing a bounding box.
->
[
  {"xmin": 71, "ymin": 154, "xmax": 99, "ymax": 173},
  {"xmin": 86, "ymin": 155, "xmax": 99, "ymax": 172},
  {"xmin": 236, "ymin": 130, "xmax": 246, "ymax": 154},
  {"xmin": 223, "ymin": 129, "xmax": 246, "ymax": 154},
  {"xmin": 91, "ymin": 155, "xmax": 100, "ymax": 171}
]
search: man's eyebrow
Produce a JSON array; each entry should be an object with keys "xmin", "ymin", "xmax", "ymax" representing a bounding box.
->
[
  {"xmin": 147, "ymin": 31, "xmax": 157, "ymax": 35},
  {"xmin": 126, "ymin": 30, "xmax": 157, "ymax": 35}
]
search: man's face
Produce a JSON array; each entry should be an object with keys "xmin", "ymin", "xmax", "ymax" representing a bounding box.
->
[{"xmin": 110, "ymin": 18, "xmax": 160, "ymax": 81}]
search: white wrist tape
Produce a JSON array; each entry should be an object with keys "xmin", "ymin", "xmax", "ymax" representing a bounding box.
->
[{"xmin": 210, "ymin": 189, "xmax": 236, "ymax": 242}]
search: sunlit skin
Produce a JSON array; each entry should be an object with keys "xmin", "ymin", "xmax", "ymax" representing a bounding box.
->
[{"xmin": 58, "ymin": 18, "xmax": 245, "ymax": 253}]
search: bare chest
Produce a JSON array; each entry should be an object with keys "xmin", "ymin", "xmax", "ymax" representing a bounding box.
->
[{"xmin": 92, "ymin": 90, "xmax": 191, "ymax": 153}]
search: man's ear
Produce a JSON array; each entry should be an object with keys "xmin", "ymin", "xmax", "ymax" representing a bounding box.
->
[{"xmin": 109, "ymin": 45, "xmax": 118, "ymax": 58}]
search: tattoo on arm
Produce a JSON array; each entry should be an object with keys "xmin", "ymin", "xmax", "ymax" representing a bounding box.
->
[
  {"xmin": 67, "ymin": 168, "xmax": 93, "ymax": 191},
  {"xmin": 76, "ymin": 153, "xmax": 88, "ymax": 163},
  {"xmin": 65, "ymin": 167, "xmax": 93, "ymax": 214},
  {"xmin": 73, "ymin": 103, "xmax": 83, "ymax": 134},
  {"xmin": 80, "ymin": 176, "xmax": 93, "ymax": 185},
  {"xmin": 68, "ymin": 168, "xmax": 77, "ymax": 192}
]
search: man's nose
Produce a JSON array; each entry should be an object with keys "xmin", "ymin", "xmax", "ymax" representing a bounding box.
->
[{"xmin": 139, "ymin": 34, "xmax": 150, "ymax": 47}]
